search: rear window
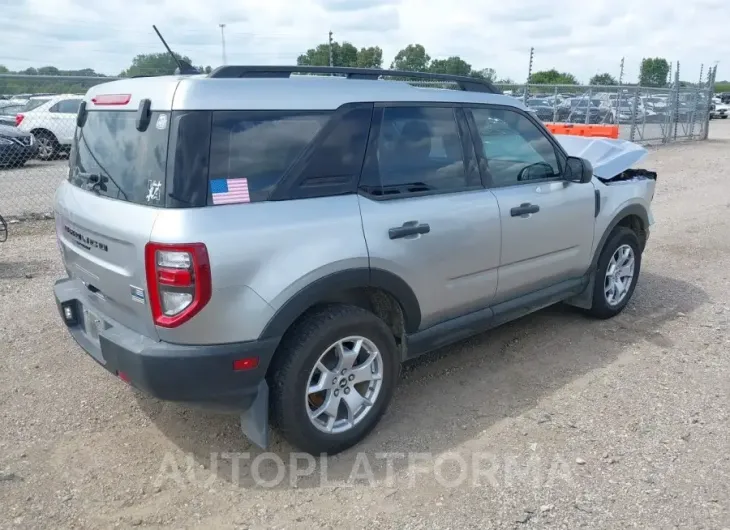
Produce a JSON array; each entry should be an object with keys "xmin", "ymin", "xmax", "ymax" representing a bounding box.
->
[
  {"xmin": 69, "ymin": 111, "xmax": 170, "ymax": 205},
  {"xmin": 23, "ymin": 98, "xmax": 51, "ymax": 112},
  {"xmin": 69, "ymin": 107, "xmax": 358, "ymax": 207},
  {"xmin": 208, "ymin": 110, "xmax": 330, "ymax": 203}
]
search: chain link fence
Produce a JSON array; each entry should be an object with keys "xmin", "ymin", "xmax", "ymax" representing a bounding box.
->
[{"xmin": 0, "ymin": 73, "xmax": 716, "ymax": 219}]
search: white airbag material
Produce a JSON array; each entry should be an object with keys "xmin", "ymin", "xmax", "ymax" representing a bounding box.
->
[{"xmin": 553, "ymin": 134, "xmax": 649, "ymax": 179}]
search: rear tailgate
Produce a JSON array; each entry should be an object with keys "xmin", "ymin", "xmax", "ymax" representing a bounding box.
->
[{"xmin": 55, "ymin": 181, "xmax": 160, "ymax": 338}]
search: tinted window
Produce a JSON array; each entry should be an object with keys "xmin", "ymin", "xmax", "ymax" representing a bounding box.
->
[
  {"xmin": 69, "ymin": 111, "xmax": 170, "ymax": 205},
  {"xmin": 362, "ymin": 106, "xmax": 471, "ymax": 196},
  {"xmin": 284, "ymin": 105, "xmax": 372, "ymax": 199},
  {"xmin": 208, "ymin": 110, "xmax": 330, "ymax": 203},
  {"xmin": 53, "ymin": 99, "xmax": 82, "ymax": 114},
  {"xmin": 0, "ymin": 105, "xmax": 22, "ymax": 116},
  {"xmin": 166, "ymin": 110, "xmax": 212, "ymax": 208},
  {"xmin": 470, "ymin": 107, "xmax": 561, "ymax": 187}
]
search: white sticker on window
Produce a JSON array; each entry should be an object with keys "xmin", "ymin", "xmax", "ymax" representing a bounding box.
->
[
  {"xmin": 146, "ymin": 180, "xmax": 162, "ymax": 203},
  {"xmin": 155, "ymin": 114, "xmax": 168, "ymax": 130}
]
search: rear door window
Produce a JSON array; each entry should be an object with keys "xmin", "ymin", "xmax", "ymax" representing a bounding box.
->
[
  {"xmin": 208, "ymin": 110, "xmax": 331, "ymax": 204},
  {"xmin": 360, "ymin": 106, "xmax": 477, "ymax": 196}
]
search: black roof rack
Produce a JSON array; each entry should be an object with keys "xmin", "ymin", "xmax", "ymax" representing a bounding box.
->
[{"xmin": 207, "ymin": 65, "xmax": 501, "ymax": 94}]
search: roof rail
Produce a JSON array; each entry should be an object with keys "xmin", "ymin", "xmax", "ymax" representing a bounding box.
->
[{"xmin": 207, "ymin": 65, "xmax": 502, "ymax": 94}]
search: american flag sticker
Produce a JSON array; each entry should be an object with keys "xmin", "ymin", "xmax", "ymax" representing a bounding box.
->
[{"xmin": 210, "ymin": 178, "xmax": 251, "ymax": 205}]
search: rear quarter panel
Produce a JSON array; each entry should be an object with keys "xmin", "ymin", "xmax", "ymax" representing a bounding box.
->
[{"xmin": 150, "ymin": 195, "xmax": 369, "ymax": 345}]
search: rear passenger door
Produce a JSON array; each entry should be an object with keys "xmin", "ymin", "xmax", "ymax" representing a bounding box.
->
[
  {"xmin": 358, "ymin": 104, "xmax": 502, "ymax": 330},
  {"xmin": 465, "ymin": 106, "xmax": 596, "ymax": 303}
]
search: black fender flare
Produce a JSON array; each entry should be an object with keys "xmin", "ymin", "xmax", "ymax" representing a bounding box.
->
[
  {"xmin": 590, "ymin": 204, "xmax": 649, "ymax": 270},
  {"xmin": 258, "ymin": 267, "xmax": 422, "ymax": 340}
]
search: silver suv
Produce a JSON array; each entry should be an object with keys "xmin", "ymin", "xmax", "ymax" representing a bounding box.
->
[{"xmin": 53, "ymin": 66, "xmax": 657, "ymax": 455}]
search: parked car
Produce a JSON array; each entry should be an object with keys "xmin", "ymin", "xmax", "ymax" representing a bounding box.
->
[
  {"xmin": 0, "ymin": 124, "xmax": 37, "ymax": 168},
  {"xmin": 16, "ymin": 94, "xmax": 83, "ymax": 160},
  {"xmin": 603, "ymin": 100, "xmax": 646, "ymax": 124},
  {"xmin": 0, "ymin": 102, "xmax": 25, "ymax": 127},
  {"xmin": 526, "ymin": 98, "xmax": 555, "ymax": 121},
  {"xmin": 557, "ymin": 98, "xmax": 607, "ymax": 123},
  {"xmin": 53, "ymin": 66, "xmax": 658, "ymax": 455},
  {"xmin": 710, "ymin": 101, "xmax": 729, "ymax": 119}
]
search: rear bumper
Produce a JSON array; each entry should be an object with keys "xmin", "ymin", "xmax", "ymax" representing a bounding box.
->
[{"xmin": 53, "ymin": 277, "xmax": 280, "ymax": 413}]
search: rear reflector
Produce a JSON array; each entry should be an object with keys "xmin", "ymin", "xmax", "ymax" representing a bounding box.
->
[
  {"xmin": 15, "ymin": 114, "xmax": 24, "ymax": 126},
  {"xmin": 118, "ymin": 371, "xmax": 131, "ymax": 383},
  {"xmin": 157, "ymin": 268, "xmax": 192, "ymax": 286},
  {"xmin": 91, "ymin": 94, "xmax": 131, "ymax": 106},
  {"xmin": 233, "ymin": 357, "xmax": 259, "ymax": 371}
]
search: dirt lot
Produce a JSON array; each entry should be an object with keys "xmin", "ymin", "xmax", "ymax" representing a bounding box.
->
[{"xmin": 1, "ymin": 123, "xmax": 729, "ymax": 529}]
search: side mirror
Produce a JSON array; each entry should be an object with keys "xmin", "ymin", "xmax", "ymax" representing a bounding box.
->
[{"xmin": 565, "ymin": 156, "xmax": 594, "ymax": 184}]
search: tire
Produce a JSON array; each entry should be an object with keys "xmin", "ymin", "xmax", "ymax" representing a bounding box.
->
[
  {"xmin": 722, "ymin": 115, "xmax": 728, "ymax": 119},
  {"xmin": 34, "ymin": 132, "xmax": 60, "ymax": 161},
  {"xmin": 268, "ymin": 304, "xmax": 400, "ymax": 455},
  {"xmin": 586, "ymin": 227, "xmax": 642, "ymax": 319}
]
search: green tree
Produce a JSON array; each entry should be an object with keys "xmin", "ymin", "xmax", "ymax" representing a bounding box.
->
[
  {"xmin": 0, "ymin": 65, "xmax": 8, "ymax": 74},
  {"xmin": 529, "ymin": 69, "xmax": 578, "ymax": 85},
  {"xmin": 639, "ymin": 57, "xmax": 670, "ymax": 87},
  {"xmin": 429, "ymin": 56, "xmax": 472, "ymax": 76},
  {"xmin": 37, "ymin": 66, "xmax": 60, "ymax": 76},
  {"xmin": 390, "ymin": 44, "xmax": 430, "ymax": 72},
  {"xmin": 356, "ymin": 46, "xmax": 383, "ymax": 69},
  {"xmin": 120, "ymin": 52, "xmax": 194, "ymax": 77},
  {"xmin": 297, "ymin": 41, "xmax": 360, "ymax": 67},
  {"xmin": 589, "ymin": 73, "xmax": 617, "ymax": 86},
  {"xmin": 470, "ymin": 68, "xmax": 497, "ymax": 82}
]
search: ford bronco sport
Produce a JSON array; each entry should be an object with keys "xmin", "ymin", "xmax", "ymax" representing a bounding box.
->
[{"xmin": 53, "ymin": 66, "xmax": 657, "ymax": 455}]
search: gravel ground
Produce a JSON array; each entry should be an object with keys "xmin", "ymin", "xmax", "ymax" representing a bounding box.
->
[
  {"xmin": 0, "ymin": 159, "xmax": 66, "ymax": 218},
  {"xmin": 1, "ymin": 122, "xmax": 729, "ymax": 529}
]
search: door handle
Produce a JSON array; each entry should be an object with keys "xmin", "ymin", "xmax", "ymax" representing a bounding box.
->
[
  {"xmin": 510, "ymin": 203, "xmax": 540, "ymax": 217},
  {"xmin": 388, "ymin": 221, "xmax": 430, "ymax": 240}
]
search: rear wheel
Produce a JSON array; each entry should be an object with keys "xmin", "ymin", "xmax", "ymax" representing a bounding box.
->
[
  {"xmin": 586, "ymin": 227, "xmax": 641, "ymax": 319},
  {"xmin": 34, "ymin": 132, "xmax": 60, "ymax": 161},
  {"xmin": 269, "ymin": 304, "xmax": 400, "ymax": 455}
]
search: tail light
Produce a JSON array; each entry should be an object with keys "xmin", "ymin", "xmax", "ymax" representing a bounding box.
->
[
  {"xmin": 144, "ymin": 242, "xmax": 212, "ymax": 328},
  {"xmin": 15, "ymin": 114, "xmax": 24, "ymax": 126}
]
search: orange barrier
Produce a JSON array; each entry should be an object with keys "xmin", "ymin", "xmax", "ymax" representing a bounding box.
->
[{"xmin": 544, "ymin": 123, "xmax": 619, "ymax": 139}]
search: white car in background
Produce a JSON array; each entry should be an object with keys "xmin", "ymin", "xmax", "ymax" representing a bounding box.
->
[
  {"xmin": 710, "ymin": 97, "xmax": 729, "ymax": 120},
  {"xmin": 16, "ymin": 94, "xmax": 83, "ymax": 160}
]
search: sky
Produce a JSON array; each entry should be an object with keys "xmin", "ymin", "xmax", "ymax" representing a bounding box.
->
[{"xmin": 0, "ymin": 0, "xmax": 727, "ymax": 83}]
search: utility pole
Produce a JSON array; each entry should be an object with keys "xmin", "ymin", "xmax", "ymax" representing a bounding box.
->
[
  {"xmin": 328, "ymin": 30, "xmax": 334, "ymax": 67},
  {"xmin": 219, "ymin": 24, "xmax": 227, "ymax": 65},
  {"xmin": 698, "ymin": 64, "xmax": 704, "ymax": 89},
  {"xmin": 618, "ymin": 57, "xmax": 624, "ymax": 85},
  {"xmin": 524, "ymin": 47, "xmax": 534, "ymax": 104}
]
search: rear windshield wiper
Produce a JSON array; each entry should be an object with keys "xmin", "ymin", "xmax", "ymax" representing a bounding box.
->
[{"xmin": 76, "ymin": 127, "xmax": 129, "ymax": 201}]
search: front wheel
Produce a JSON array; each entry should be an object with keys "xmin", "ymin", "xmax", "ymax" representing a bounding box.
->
[
  {"xmin": 269, "ymin": 304, "xmax": 400, "ymax": 455},
  {"xmin": 586, "ymin": 227, "xmax": 642, "ymax": 319}
]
